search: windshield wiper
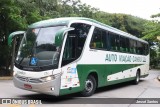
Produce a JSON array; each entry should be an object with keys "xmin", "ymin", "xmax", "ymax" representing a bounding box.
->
[{"xmin": 19, "ymin": 57, "xmax": 24, "ymax": 65}]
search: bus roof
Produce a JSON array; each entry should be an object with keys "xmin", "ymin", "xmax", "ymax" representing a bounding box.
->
[{"xmin": 29, "ymin": 17, "xmax": 148, "ymax": 44}]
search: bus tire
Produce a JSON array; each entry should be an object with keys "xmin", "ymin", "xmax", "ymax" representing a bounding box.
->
[
  {"xmin": 133, "ymin": 71, "xmax": 140, "ymax": 85},
  {"xmin": 81, "ymin": 75, "xmax": 97, "ymax": 97}
]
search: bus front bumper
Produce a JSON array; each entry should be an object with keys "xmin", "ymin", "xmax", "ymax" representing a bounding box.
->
[{"xmin": 13, "ymin": 75, "xmax": 61, "ymax": 96}]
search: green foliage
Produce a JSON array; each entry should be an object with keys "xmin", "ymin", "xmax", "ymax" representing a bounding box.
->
[
  {"xmin": 142, "ymin": 21, "xmax": 160, "ymax": 41},
  {"xmin": 151, "ymin": 13, "xmax": 160, "ymax": 18},
  {"xmin": 0, "ymin": 0, "xmax": 23, "ymax": 74},
  {"xmin": 0, "ymin": 0, "xmax": 159, "ymax": 74},
  {"xmin": 142, "ymin": 13, "xmax": 160, "ymax": 68}
]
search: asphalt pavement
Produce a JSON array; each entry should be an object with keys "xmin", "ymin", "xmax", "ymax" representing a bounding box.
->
[{"xmin": 0, "ymin": 69, "xmax": 160, "ymax": 107}]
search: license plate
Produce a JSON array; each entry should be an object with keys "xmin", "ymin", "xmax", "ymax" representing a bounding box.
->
[{"xmin": 24, "ymin": 84, "xmax": 32, "ymax": 89}]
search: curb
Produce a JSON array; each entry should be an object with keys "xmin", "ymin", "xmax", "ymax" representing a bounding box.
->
[{"xmin": 0, "ymin": 76, "xmax": 13, "ymax": 80}]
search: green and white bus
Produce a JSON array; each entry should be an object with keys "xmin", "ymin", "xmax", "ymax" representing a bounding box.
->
[{"xmin": 8, "ymin": 17, "xmax": 149, "ymax": 96}]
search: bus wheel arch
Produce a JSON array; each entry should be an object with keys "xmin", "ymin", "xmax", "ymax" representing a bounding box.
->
[
  {"xmin": 81, "ymin": 72, "xmax": 98, "ymax": 97},
  {"xmin": 88, "ymin": 72, "xmax": 98, "ymax": 88}
]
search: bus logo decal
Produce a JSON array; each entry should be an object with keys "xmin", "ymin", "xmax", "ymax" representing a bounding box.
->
[
  {"xmin": 67, "ymin": 67, "xmax": 77, "ymax": 74},
  {"xmin": 25, "ymin": 77, "xmax": 29, "ymax": 82}
]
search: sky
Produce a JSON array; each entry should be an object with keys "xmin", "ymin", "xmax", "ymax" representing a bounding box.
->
[{"xmin": 80, "ymin": 0, "xmax": 160, "ymax": 20}]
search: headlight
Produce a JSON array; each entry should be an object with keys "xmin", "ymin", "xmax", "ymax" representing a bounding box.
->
[
  {"xmin": 46, "ymin": 76, "xmax": 54, "ymax": 81},
  {"xmin": 40, "ymin": 75, "xmax": 55, "ymax": 82},
  {"xmin": 40, "ymin": 73, "xmax": 61, "ymax": 82}
]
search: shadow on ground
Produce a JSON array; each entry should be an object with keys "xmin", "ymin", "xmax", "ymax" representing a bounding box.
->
[{"xmin": 18, "ymin": 80, "xmax": 144, "ymax": 104}]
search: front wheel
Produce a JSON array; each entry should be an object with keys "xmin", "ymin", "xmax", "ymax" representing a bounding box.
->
[{"xmin": 81, "ymin": 75, "xmax": 97, "ymax": 97}]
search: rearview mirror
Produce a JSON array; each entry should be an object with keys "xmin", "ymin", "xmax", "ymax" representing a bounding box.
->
[
  {"xmin": 55, "ymin": 27, "xmax": 75, "ymax": 46},
  {"xmin": 8, "ymin": 31, "xmax": 25, "ymax": 46}
]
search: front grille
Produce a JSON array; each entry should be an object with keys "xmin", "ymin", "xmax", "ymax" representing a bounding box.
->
[
  {"xmin": 16, "ymin": 75, "xmax": 42, "ymax": 83},
  {"xmin": 16, "ymin": 75, "xmax": 26, "ymax": 82},
  {"xmin": 29, "ymin": 78, "xmax": 43, "ymax": 83}
]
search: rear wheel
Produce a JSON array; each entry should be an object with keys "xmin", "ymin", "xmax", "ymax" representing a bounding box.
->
[
  {"xmin": 133, "ymin": 71, "xmax": 140, "ymax": 84},
  {"xmin": 81, "ymin": 75, "xmax": 97, "ymax": 97}
]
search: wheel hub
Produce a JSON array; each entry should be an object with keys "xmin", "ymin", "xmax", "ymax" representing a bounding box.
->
[{"xmin": 85, "ymin": 80, "xmax": 93, "ymax": 92}]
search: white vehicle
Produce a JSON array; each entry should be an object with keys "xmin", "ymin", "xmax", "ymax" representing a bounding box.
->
[{"xmin": 8, "ymin": 17, "xmax": 149, "ymax": 96}]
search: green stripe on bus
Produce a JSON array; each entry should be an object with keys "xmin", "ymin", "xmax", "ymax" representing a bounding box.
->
[
  {"xmin": 77, "ymin": 64, "xmax": 142, "ymax": 87},
  {"xmin": 60, "ymin": 64, "xmax": 142, "ymax": 96}
]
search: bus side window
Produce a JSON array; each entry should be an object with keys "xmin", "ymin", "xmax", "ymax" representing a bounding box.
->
[
  {"xmin": 115, "ymin": 34, "xmax": 120, "ymax": 51},
  {"xmin": 110, "ymin": 33, "xmax": 116, "ymax": 51},
  {"xmin": 145, "ymin": 44, "xmax": 149, "ymax": 55},
  {"xmin": 126, "ymin": 38, "xmax": 130, "ymax": 52},
  {"xmin": 90, "ymin": 28, "xmax": 104, "ymax": 49},
  {"xmin": 110, "ymin": 33, "xmax": 120, "ymax": 51},
  {"xmin": 119, "ymin": 36, "xmax": 126, "ymax": 52},
  {"xmin": 101, "ymin": 30, "xmax": 107, "ymax": 49},
  {"xmin": 107, "ymin": 32, "xmax": 111, "ymax": 51},
  {"xmin": 137, "ymin": 42, "xmax": 142, "ymax": 54},
  {"xmin": 130, "ymin": 39, "xmax": 136, "ymax": 54},
  {"xmin": 120, "ymin": 36, "xmax": 130, "ymax": 53}
]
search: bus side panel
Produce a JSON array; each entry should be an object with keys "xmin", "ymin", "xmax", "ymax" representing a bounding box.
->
[
  {"xmin": 77, "ymin": 64, "xmax": 107, "ymax": 88},
  {"xmin": 59, "ymin": 64, "xmax": 107, "ymax": 96},
  {"xmin": 58, "ymin": 64, "xmax": 149, "ymax": 96},
  {"xmin": 59, "ymin": 57, "xmax": 149, "ymax": 96},
  {"xmin": 59, "ymin": 64, "xmax": 106, "ymax": 96},
  {"xmin": 76, "ymin": 64, "xmax": 144, "ymax": 88},
  {"xmin": 59, "ymin": 63, "xmax": 82, "ymax": 96},
  {"xmin": 106, "ymin": 65, "xmax": 140, "ymax": 85}
]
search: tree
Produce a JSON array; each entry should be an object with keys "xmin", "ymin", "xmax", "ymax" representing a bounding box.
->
[
  {"xmin": 0, "ymin": 0, "xmax": 43, "ymax": 75},
  {"xmin": 0, "ymin": 0, "xmax": 26, "ymax": 74},
  {"xmin": 1, "ymin": 0, "xmax": 159, "ymax": 75},
  {"xmin": 142, "ymin": 21, "xmax": 160, "ymax": 41},
  {"xmin": 142, "ymin": 13, "xmax": 160, "ymax": 68}
]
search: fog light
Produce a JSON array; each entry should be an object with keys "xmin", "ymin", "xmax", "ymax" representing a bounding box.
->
[{"xmin": 51, "ymin": 87, "xmax": 55, "ymax": 91}]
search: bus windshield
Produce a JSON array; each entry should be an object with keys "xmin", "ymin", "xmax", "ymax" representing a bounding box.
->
[{"xmin": 15, "ymin": 26, "xmax": 66, "ymax": 71}]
